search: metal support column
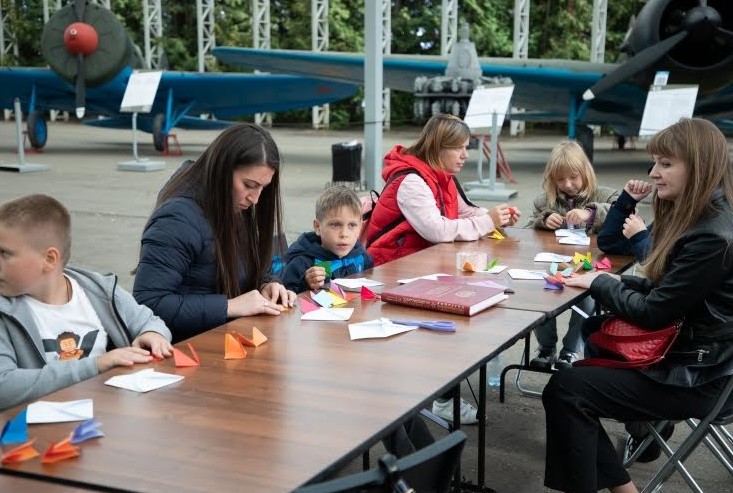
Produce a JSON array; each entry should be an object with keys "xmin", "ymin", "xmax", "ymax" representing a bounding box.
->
[
  {"xmin": 253, "ymin": 0, "xmax": 272, "ymax": 127},
  {"xmin": 381, "ymin": 0, "xmax": 391, "ymax": 130},
  {"xmin": 144, "ymin": 0, "xmax": 164, "ymax": 69},
  {"xmin": 1, "ymin": 0, "xmax": 19, "ymax": 120},
  {"xmin": 364, "ymin": 0, "xmax": 383, "ymax": 191},
  {"xmin": 42, "ymin": 0, "xmax": 62, "ymax": 23},
  {"xmin": 311, "ymin": 0, "xmax": 329, "ymax": 129},
  {"xmin": 197, "ymin": 0, "xmax": 216, "ymax": 73},
  {"xmin": 440, "ymin": 0, "xmax": 458, "ymax": 57},
  {"xmin": 510, "ymin": 0, "xmax": 529, "ymax": 136},
  {"xmin": 591, "ymin": 0, "xmax": 607, "ymax": 63}
]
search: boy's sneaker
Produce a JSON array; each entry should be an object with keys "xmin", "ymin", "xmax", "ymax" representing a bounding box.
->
[
  {"xmin": 431, "ymin": 398, "xmax": 479, "ymax": 425},
  {"xmin": 529, "ymin": 347, "xmax": 557, "ymax": 369},
  {"xmin": 554, "ymin": 351, "xmax": 578, "ymax": 370}
]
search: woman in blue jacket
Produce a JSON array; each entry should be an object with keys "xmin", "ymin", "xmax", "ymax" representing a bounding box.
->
[{"xmin": 134, "ymin": 124, "xmax": 296, "ymax": 342}]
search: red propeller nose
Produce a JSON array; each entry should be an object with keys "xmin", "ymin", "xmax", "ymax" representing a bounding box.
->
[{"xmin": 63, "ymin": 22, "xmax": 99, "ymax": 56}]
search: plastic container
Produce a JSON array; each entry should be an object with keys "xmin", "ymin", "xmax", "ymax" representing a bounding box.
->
[{"xmin": 487, "ymin": 354, "xmax": 504, "ymax": 387}]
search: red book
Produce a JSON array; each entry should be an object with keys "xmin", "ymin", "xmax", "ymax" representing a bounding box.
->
[{"xmin": 380, "ymin": 279, "xmax": 507, "ymax": 316}]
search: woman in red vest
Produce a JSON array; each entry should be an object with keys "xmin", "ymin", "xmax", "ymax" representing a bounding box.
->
[
  {"xmin": 365, "ymin": 114, "xmax": 520, "ymax": 267},
  {"xmin": 366, "ymin": 113, "xmax": 521, "ymax": 424}
]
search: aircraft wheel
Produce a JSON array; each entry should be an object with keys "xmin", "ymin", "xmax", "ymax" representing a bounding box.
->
[
  {"xmin": 576, "ymin": 125, "xmax": 594, "ymax": 164},
  {"xmin": 152, "ymin": 113, "xmax": 166, "ymax": 152},
  {"xmin": 27, "ymin": 111, "xmax": 48, "ymax": 150}
]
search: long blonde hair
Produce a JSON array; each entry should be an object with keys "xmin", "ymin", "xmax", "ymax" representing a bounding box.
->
[
  {"xmin": 643, "ymin": 118, "xmax": 733, "ymax": 282},
  {"xmin": 403, "ymin": 114, "xmax": 471, "ymax": 171},
  {"xmin": 542, "ymin": 141, "xmax": 597, "ymax": 204}
]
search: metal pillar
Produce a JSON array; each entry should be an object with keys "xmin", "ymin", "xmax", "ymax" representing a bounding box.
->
[
  {"xmin": 440, "ymin": 0, "xmax": 458, "ymax": 57},
  {"xmin": 364, "ymin": 0, "xmax": 383, "ymax": 191},
  {"xmin": 381, "ymin": 0, "xmax": 390, "ymax": 130},
  {"xmin": 42, "ymin": 0, "xmax": 62, "ymax": 24},
  {"xmin": 253, "ymin": 0, "xmax": 272, "ymax": 127},
  {"xmin": 144, "ymin": 0, "xmax": 163, "ymax": 69},
  {"xmin": 311, "ymin": 0, "xmax": 329, "ymax": 129},
  {"xmin": 197, "ymin": 0, "xmax": 215, "ymax": 73},
  {"xmin": 591, "ymin": 0, "xmax": 607, "ymax": 63},
  {"xmin": 1, "ymin": 0, "xmax": 19, "ymax": 120},
  {"xmin": 510, "ymin": 0, "xmax": 529, "ymax": 136}
]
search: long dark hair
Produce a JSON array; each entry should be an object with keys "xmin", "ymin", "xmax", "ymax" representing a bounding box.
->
[{"xmin": 155, "ymin": 123, "xmax": 284, "ymax": 298}]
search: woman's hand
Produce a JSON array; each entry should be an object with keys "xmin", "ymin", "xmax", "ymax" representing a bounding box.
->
[
  {"xmin": 507, "ymin": 206, "xmax": 522, "ymax": 225},
  {"xmin": 622, "ymin": 213, "xmax": 647, "ymax": 239},
  {"xmin": 566, "ymin": 208, "xmax": 591, "ymax": 226},
  {"xmin": 563, "ymin": 272, "xmax": 621, "ymax": 289},
  {"xmin": 227, "ymin": 289, "xmax": 283, "ymax": 318},
  {"xmin": 304, "ymin": 266, "xmax": 327, "ymax": 291},
  {"xmin": 132, "ymin": 332, "xmax": 173, "ymax": 360},
  {"xmin": 544, "ymin": 212, "xmax": 564, "ymax": 230},
  {"xmin": 624, "ymin": 180, "xmax": 654, "ymax": 202},
  {"xmin": 261, "ymin": 282, "xmax": 297, "ymax": 308}
]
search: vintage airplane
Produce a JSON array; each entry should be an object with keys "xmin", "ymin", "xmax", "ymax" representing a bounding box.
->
[
  {"xmin": 0, "ymin": 0, "xmax": 357, "ymax": 150},
  {"xmin": 212, "ymin": 0, "xmax": 733, "ymax": 149}
]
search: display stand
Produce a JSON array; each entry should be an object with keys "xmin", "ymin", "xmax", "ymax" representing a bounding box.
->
[
  {"xmin": 639, "ymin": 84, "xmax": 698, "ymax": 137},
  {"xmin": 117, "ymin": 70, "xmax": 166, "ymax": 172},
  {"xmin": 0, "ymin": 99, "xmax": 48, "ymax": 173}
]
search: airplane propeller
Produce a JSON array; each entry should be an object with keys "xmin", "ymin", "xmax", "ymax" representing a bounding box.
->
[
  {"xmin": 583, "ymin": 0, "xmax": 733, "ymax": 101},
  {"xmin": 63, "ymin": 0, "xmax": 96, "ymax": 118}
]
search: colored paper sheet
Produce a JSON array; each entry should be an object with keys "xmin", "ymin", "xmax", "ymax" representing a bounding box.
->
[
  {"xmin": 549, "ymin": 262, "xmax": 573, "ymax": 277},
  {"xmin": 487, "ymin": 258, "xmax": 499, "ymax": 270},
  {"xmin": 104, "ymin": 369, "xmax": 184, "ymax": 393},
  {"xmin": 595, "ymin": 257, "xmax": 612, "ymax": 270},
  {"xmin": 224, "ymin": 333, "xmax": 247, "ymax": 359},
  {"xmin": 1, "ymin": 439, "xmax": 39, "ymax": 465},
  {"xmin": 487, "ymin": 229, "xmax": 505, "ymax": 240},
  {"xmin": 301, "ymin": 308, "xmax": 354, "ymax": 321},
  {"xmin": 572, "ymin": 251, "xmax": 592, "ymax": 264},
  {"xmin": 330, "ymin": 277, "xmax": 384, "ymax": 291},
  {"xmin": 70, "ymin": 419, "xmax": 104, "ymax": 445},
  {"xmin": 544, "ymin": 275, "xmax": 564, "ymax": 290},
  {"xmin": 27, "ymin": 399, "xmax": 93, "ymax": 424},
  {"xmin": 508, "ymin": 269, "xmax": 546, "ymax": 280},
  {"xmin": 173, "ymin": 343, "xmax": 200, "ymax": 367},
  {"xmin": 330, "ymin": 283, "xmax": 346, "ymax": 298},
  {"xmin": 234, "ymin": 327, "xmax": 268, "ymax": 348},
  {"xmin": 314, "ymin": 259, "xmax": 333, "ymax": 276},
  {"xmin": 361, "ymin": 285, "xmax": 377, "ymax": 300},
  {"xmin": 534, "ymin": 252, "xmax": 573, "ymax": 263},
  {"xmin": 326, "ymin": 291, "xmax": 348, "ymax": 306},
  {"xmin": 343, "ymin": 292, "xmax": 359, "ymax": 301},
  {"xmin": 299, "ymin": 297, "xmax": 320, "ymax": 314},
  {"xmin": 42, "ymin": 437, "xmax": 80, "ymax": 464},
  {"xmin": 559, "ymin": 234, "xmax": 591, "ymax": 246},
  {"xmin": 1, "ymin": 408, "xmax": 27, "ymax": 445},
  {"xmin": 348, "ymin": 318, "xmax": 418, "ymax": 340},
  {"xmin": 311, "ymin": 290, "xmax": 335, "ymax": 308}
]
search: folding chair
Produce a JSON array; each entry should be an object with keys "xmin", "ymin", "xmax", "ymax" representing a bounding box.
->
[
  {"xmin": 294, "ymin": 430, "xmax": 467, "ymax": 493},
  {"xmin": 624, "ymin": 374, "xmax": 733, "ymax": 493}
]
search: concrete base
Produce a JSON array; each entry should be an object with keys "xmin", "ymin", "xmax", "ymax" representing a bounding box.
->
[
  {"xmin": 0, "ymin": 162, "xmax": 49, "ymax": 173},
  {"xmin": 117, "ymin": 159, "xmax": 166, "ymax": 172},
  {"xmin": 464, "ymin": 180, "xmax": 518, "ymax": 201}
]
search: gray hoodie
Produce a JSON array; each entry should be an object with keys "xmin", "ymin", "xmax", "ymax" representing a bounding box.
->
[{"xmin": 0, "ymin": 266, "xmax": 172, "ymax": 411}]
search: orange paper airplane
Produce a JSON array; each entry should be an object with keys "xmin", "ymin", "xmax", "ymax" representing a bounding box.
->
[
  {"xmin": 234, "ymin": 327, "xmax": 268, "ymax": 348},
  {"xmin": 41, "ymin": 437, "xmax": 80, "ymax": 464},
  {"xmin": 462, "ymin": 261, "xmax": 476, "ymax": 272},
  {"xmin": 173, "ymin": 343, "xmax": 200, "ymax": 367},
  {"xmin": 224, "ymin": 333, "xmax": 247, "ymax": 359},
  {"xmin": 1, "ymin": 439, "xmax": 39, "ymax": 465}
]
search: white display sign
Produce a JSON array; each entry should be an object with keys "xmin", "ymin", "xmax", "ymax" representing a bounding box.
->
[
  {"xmin": 120, "ymin": 70, "xmax": 163, "ymax": 113},
  {"xmin": 639, "ymin": 85, "xmax": 698, "ymax": 137},
  {"xmin": 464, "ymin": 85, "xmax": 515, "ymax": 133}
]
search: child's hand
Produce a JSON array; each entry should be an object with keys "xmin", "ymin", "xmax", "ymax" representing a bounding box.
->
[
  {"xmin": 489, "ymin": 204, "xmax": 515, "ymax": 227},
  {"xmin": 305, "ymin": 266, "xmax": 327, "ymax": 291},
  {"xmin": 624, "ymin": 180, "xmax": 653, "ymax": 201},
  {"xmin": 507, "ymin": 206, "xmax": 522, "ymax": 225},
  {"xmin": 260, "ymin": 282, "xmax": 297, "ymax": 308},
  {"xmin": 227, "ymin": 289, "xmax": 283, "ymax": 318},
  {"xmin": 566, "ymin": 208, "xmax": 591, "ymax": 225},
  {"xmin": 622, "ymin": 213, "xmax": 647, "ymax": 239},
  {"xmin": 544, "ymin": 213, "xmax": 564, "ymax": 230},
  {"xmin": 132, "ymin": 332, "xmax": 173, "ymax": 360},
  {"xmin": 97, "ymin": 347, "xmax": 154, "ymax": 373}
]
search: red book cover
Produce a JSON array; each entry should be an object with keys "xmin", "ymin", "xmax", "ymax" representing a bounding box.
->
[{"xmin": 380, "ymin": 279, "xmax": 507, "ymax": 316}]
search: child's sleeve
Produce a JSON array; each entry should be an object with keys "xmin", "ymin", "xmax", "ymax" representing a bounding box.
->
[
  {"xmin": 527, "ymin": 193, "xmax": 555, "ymax": 230},
  {"xmin": 280, "ymin": 256, "xmax": 311, "ymax": 294},
  {"xmin": 114, "ymin": 285, "xmax": 172, "ymax": 342}
]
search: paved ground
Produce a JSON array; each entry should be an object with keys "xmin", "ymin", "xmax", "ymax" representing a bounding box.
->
[{"xmin": 0, "ymin": 121, "xmax": 731, "ymax": 492}]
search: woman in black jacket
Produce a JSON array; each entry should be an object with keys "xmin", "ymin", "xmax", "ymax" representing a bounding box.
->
[
  {"xmin": 133, "ymin": 124, "xmax": 296, "ymax": 342},
  {"xmin": 543, "ymin": 118, "xmax": 733, "ymax": 493}
]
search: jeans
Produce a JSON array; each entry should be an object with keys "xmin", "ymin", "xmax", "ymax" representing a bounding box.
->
[{"xmin": 534, "ymin": 296, "xmax": 596, "ymax": 354}]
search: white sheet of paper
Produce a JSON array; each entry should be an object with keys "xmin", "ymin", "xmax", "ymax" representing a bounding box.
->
[
  {"xmin": 104, "ymin": 369, "xmax": 184, "ymax": 393},
  {"xmin": 301, "ymin": 307, "xmax": 354, "ymax": 321},
  {"xmin": 398, "ymin": 273, "xmax": 451, "ymax": 284},
  {"xmin": 554, "ymin": 229, "xmax": 588, "ymax": 237},
  {"xmin": 331, "ymin": 278, "xmax": 384, "ymax": 291},
  {"xmin": 533, "ymin": 252, "xmax": 573, "ymax": 263},
  {"xmin": 26, "ymin": 399, "xmax": 93, "ymax": 424},
  {"xmin": 558, "ymin": 235, "xmax": 591, "ymax": 246},
  {"xmin": 348, "ymin": 318, "xmax": 418, "ymax": 340},
  {"xmin": 474, "ymin": 265, "xmax": 508, "ymax": 274},
  {"xmin": 508, "ymin": 269, "xmax": 546, "ymax": 280}
]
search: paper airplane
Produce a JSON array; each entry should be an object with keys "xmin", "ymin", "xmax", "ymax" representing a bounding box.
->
[
  {"xmin": 41, "ymin": 436, "xmax": 80, "ymax": 464},
  {"xmin": 1, "ymin": 439, "xmax": 39, "ymax": 465},
  {"xmin": 573, "ymin": 251, "xmax": 592, "ymax": 264},
  {"xmin": 234, "ymin": 327, "xmax": 268, "ymax": 347},
  {"xmin": 544, "ymin": 274, "xmax": 565, "ymax": 290},
  {"xmin": 301, "ymin": 307, "xmax": 354, "ymax": 321},
  {"xmin": 348, "ymin": 318, "xmax": 418, "ymax": 340},
  {"xmin": 361, "ymin": 285, "xmax": 377, "ymax": 300},
  {"xmin": 104, "ymin": 369, "xmax": 184, "ymax": 393},
  {"xmin": 224, "ymin": 333, "xmax": 247, "ymax": 359},
  {"xmin": 173, "ymin": 342, "xmax": 200, "ymax": 367},
  {"xmin": 594, "ymin": 257, "xmax": 612, "ymax": 270},
  {"xmin": 462, "ymin": 261, "xmax": 477, "ymax": 272},
  {"xmin": 487, "ymin": 229, "xmax": 505, "ymax": 240},
  {"xmin": 331, "ymin": 277, "xmax": 384, "ymax": 291},
  {"xmin": 70, "ymin": 419, "xmax": 104, "ymax": 445},
  {"xmin": 27, "ymin": 399, "xmax": 93, "ymax": 424},
  {"xmin": 550, "ymin": 262, "xmax": 574, "ymax": 277},
  {"xmin": 534, "ymin": 252, "xmax": 574, "ymax": 263},
  {"xmin": 1, "ymin": 408, "xmax": 27, "ymax": 445}
]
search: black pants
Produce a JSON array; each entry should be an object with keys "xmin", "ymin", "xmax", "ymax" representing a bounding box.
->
[
  {"xmin": 382, "ymin": 416, "xmax": 435, "ymax": 458},
  {"xmin": 542, "ymin": 366, "xmax": 725, "ymax": 492}
]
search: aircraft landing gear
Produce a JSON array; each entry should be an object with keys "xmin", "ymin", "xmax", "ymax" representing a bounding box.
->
[
  {"xmin": 576, "ymin": 125, "xmax": 594, "ymax": 164},
  {"xmin": 152, "ymin": 113, "xmax": 166, "ymax": 152},
  {"xmin": 27, "ymin": 111, "xmax": 48, "ymax": 150}
]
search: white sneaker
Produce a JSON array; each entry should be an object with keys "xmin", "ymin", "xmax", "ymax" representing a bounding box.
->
[{"xmin": 431, "ymin": 398, "xmax": 479, "ymax": 425}]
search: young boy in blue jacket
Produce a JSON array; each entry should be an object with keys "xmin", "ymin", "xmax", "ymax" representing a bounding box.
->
[
  {"xmin": 282, "ymin": 186, "xmax": 373, "ymax": 293},
  {"xmin": 0, "ymin": 194, "xmax": 173, "ymax": 411}
]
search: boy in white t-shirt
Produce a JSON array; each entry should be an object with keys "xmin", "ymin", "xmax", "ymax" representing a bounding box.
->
[{"xmin": 0, "ymin": 194, "xmax": 173, "ymax": 411}]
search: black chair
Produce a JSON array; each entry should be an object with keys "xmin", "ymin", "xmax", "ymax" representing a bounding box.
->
[
  {"xmin": 294, "ymin": 430, "xmax": 467, "ymax": 493},
  {"xmin": 623, "ymin": 374, "xmax": 733, "ymax": 493}
]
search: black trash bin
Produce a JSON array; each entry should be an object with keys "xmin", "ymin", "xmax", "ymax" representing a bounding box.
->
[{"xmin": 331, "ymin": 142, "xmax": 362, "ymax": 183}]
